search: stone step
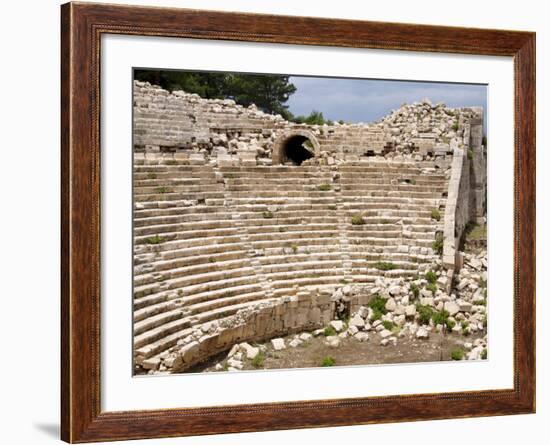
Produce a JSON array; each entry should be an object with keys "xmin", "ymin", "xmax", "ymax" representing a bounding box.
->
[
  {"xmin": 143, "ymin": 249, "xmax": 250, "ymax": 271},
  {"xmin": 134, "ymin": 184, "xmax": 223, "ymax": 195},
  {"xmin": 134, "ymin": 259, "xmax": 254, "ymax": 286},
  {"xmin": 134, "ymin": 274, "xmax": 260, "ymax": 300},
  {"xmin": 136, "ymin": 191, "xmax": 225, "ymax": 202},
  {"xmin": 134, "ymin": 300, "xmax": 264, "ymax": 360},
  {"xmin": 134, "ymin": 212, "xmax": 234, "ymax": 227}
]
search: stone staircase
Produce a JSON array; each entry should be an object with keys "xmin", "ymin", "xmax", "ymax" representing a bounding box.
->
[{"xmin": 132, "ymin": 158, "xmax": 448, "ymax": 370}]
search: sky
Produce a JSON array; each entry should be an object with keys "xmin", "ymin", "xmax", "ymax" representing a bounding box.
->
[{"xmin": 286, "ymin": 76, "xmax": 487, "ymax": 125}]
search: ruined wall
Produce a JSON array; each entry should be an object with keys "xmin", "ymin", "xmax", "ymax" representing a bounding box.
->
[
  {"xmin": 133, "ymin": 81, "xmax": 483, "ymax": 167},
  {"xmin": 442, "ymin": 111, "xmax": 486, "ymax": 271}
]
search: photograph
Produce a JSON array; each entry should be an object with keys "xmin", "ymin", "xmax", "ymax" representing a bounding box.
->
[{"xmin": 132, "ymin": 69, "xmax": 488, "ymax": 375}]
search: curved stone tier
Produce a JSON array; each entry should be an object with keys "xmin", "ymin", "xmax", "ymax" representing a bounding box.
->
[{"xmin": 133, "ymin": 158, "xmax": 449, "ymax": 373}]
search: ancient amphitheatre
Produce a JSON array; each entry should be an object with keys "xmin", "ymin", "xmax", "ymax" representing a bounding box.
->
[{"xmin": 132, "ymin": 80, "xmax": 488, "ymax": 375}]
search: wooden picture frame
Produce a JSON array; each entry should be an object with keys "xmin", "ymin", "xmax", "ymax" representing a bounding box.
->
[{"xmin": 61, "ymin": 2, "xmax": 535, "ymax": 442}]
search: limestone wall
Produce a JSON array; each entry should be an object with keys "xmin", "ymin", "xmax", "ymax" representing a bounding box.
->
[
  {"xmin": 133, "ymin": 81, "xmax": 483, "ymax": 166},
  {"xmin": 442, "ymin": 111, "xmax": 486, "ymax": 272}
]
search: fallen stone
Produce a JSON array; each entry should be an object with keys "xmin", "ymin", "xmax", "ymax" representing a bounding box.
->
[
  {"xmin": 380, "ymin": 329, "xmax": 393, "ymax": 339},
  {"xmin": 444, "ymin": 301, "xmax": 460, "ymax": 316},
  {"xmin": 349, "ymin": 315, "xmax": 365, "ymax": 329},
  {"xmin": 385, "ymin": 298, "xmax": 397, "ymax": 312},
  {"xmin": 330, "ymin": 320, "xmax": 345, "ymax": 332},
  {"xmin": 416, "ymin": 327, "xmax": 429, "ymax": 339},
  {"xmin": 405, "ymin": 305, "xmax": 417, "ymax": 317},
  {"xmin": 240, "ymin": 342, "xmax": 260, "ymax": 359},
  {"xmin": 355, "ymin": 332, "xmax": 369, "ymax": 342},
  {"xmin": 227, "ymin": 358, "xmax": 243, "ymax": 369},
  {"xmin": 271, "ymin": 338, "xmax": 286, "ymax": 350}
]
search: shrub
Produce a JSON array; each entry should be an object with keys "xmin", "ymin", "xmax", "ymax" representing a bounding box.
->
[
  {"xmin": 416, "ymin": 304, "xmax": 434, "ymax": 325},
  {"xmin": 382, "ymin": 320, "xmax": 396, "ymax": 331},
  {"xmin": 368, "ymin": 296, "xmax": 388, "ymax": 321},
  {"xmin": 145, "ymin": 234, "xmax": 165, "ymax": 245},
  {"xmin": 425, "ymin": 270, "xmax": 437, "ymax": 284},
  {"xmin": 262, "ymin": 211, "xmax": 274, "ymax": 219},
  {"xmin": 374, "ymin": 261, "xmax": 397, "ymax": 271},
  {"xmin": 452, "ymin": 122, "xmax": 459, "ymax": 131},
  {"xmin": 431, "ymin": 309, "xmax": 450, "ymax": 326},
  {"xmin": 252, "ymin": 352, "xmax": 265, "ymax": 368},
  {"xmin": 430, "ymin": 209, "xmax": 441, "ymax": 221},
  {"xmin": 445, "ymin": 319, "xmax": 456, "ymax": 331},
  {"xmin": 481, "ymin": 349, "xmax": 488, "ymax": 360},
  {"xmin": 351, "ymin": 215, "xmax": 365, "ymax": 225},
  {"xmin": 155, "ymin": 186, "xmax": 170, "ymax": 194},
  {"xmin": 426, "ymin": 283, "xmax": 438, "ymax": 294},
  {"xmin": 432, "ymin": 233, "xmax": 444, "ymax": 255},
  {"xmin": 318, "ymin": 183, "xmax": 331, "ymax": 191},
  {"xmin": 321, "ymin": 356, "xmax": 336, "ymax": 367},
  {"xmin": 323, "ymin": 326, "xmax": 337, "ymax": 337},
  {"xmin": 450, "ymin": 349, "xmax": 464, "ymax": 360},
  {"xmin": 291, "ymin": 244, "xmax": 298, "ymax": 254},
  {"xmin": 467, "ymin": 149, "xmax": 474, "ymax": 160},
  {"xmin": 410, "ymin": 282, "xmax": 420, "ymax": 299}
]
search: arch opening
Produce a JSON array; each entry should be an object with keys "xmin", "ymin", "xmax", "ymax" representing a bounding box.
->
[{"xmin": 282, "ymin": 135, "xmax": 315, "ymax": 165}]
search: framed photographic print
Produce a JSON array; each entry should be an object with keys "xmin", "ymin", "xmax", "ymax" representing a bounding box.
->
[{"xmin": 61, "ymin": 2, "xmax": 535, "ymax": 442}]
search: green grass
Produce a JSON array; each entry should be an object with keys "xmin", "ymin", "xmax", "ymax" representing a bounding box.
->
[
  {"xmin": 416, "ymin": 304, "xmax": 434, "ymax": 325},
  {"xmin": 450, "ymin": 349, "xmax": 464, "ymax": 361},
  {"xmin": 373, "ymin": 261, "xmax": 397, "ymax": 271},
  {"xmin": 481, "ymin": 349, "xmax": 488, "ymax": 360},
  {"xmin": 430, "ymin": 209, "xmax": 441, "ymax": 221},
  {"xmin": 318, "ymin": 183, "xmax": 331, "ymax": 191},
  {"xmin": 465, "ymin": 223, "xmax": 487, "ymax": 241},
  {"xmin": 155, "ymin": 186, "xmax": 171, "ymax": 194},
  {"xmin": 323, "ymin": 326, "xmax": 337, "ymax": 337},
  {"xmin": 452, "ymin": 122, "xmax": 459, "ymax": 131},
  {"xmin": 431, "ymin": 309, "xmax": 450, "ymax": 327},
  {"xmin": 473, "ymin": 299, "xmax": 487, "ymax": 306},
  {"xmin": 445, "ymin": 319, "xmax": 456, "ymax": 331},
  {"xmin": 382, "ymin": 320, "xmax": 396, "ymax": 331},
  {"xmin": 426, "ymin": 283, "xmax": 438, "ymax": 294},
  {"xmin": 351, "ymin": 215, "xmax": 365, "ymax": 225},
  {"xmin": 164, "ymin": 159, "xmax": 177, "ymax": 165},
  {"xmin": 147, "ymin": 173, "xmax": 157, "ymax": 179},
  {"xmin": 368, "ymin": 296, "xmax": 388, "ymax": 321},
  {"xmin": 262, "ymin": 211, "xmax": 274, "ymax": 219},
  {"xmin": 321, "ymin": 356, "xmax": 336, "ymax": 367},
  {"xmin": 432, "ymin": 233, "xmax": 444, "ymax": 255},
  {"xmin": 425, "ymin": 270, "xmax": 437, "ymax": 284},
  {"xmin": 145, "ymin": 234, "xmax": 165, "ymax": 245},
  {"xmin": 410, "ymin": 282, "xmax": 420, "ymax": 299},
  {"xmin": 251, "ymin": 352, "xmax": 265, "ymax": 368}
]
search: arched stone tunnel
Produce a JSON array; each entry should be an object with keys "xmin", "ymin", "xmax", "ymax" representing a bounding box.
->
[{"xmin": 272, "ymin": 130, "xmax": 320, "ymax": 165}]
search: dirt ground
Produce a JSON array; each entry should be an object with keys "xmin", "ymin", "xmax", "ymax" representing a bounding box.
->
[{"xmin": 188, "ymin": 328, "xmax": 485, "ymax": 374}]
